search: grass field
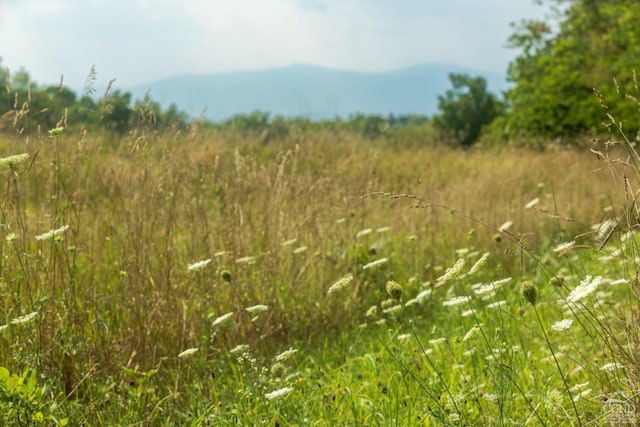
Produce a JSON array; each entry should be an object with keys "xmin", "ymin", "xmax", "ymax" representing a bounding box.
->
[{"xmin": 0, "ymin": 125, "xmax": 638, "ymax": 425}]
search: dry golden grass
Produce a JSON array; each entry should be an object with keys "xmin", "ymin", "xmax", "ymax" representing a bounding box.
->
[{"xmin": 0, "ymin": 128, "xmax": 628, "ymax": 387}]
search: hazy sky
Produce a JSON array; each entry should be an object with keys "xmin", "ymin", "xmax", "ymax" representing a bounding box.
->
[{"xmin": 0, "ymin": 0, "xmax": 547, "ymax": 91}]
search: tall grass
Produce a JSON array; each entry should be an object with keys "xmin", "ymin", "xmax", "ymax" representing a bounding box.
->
[{"xmin": 0, "ymin": 107, "xmax": 636, "ymax": 423}]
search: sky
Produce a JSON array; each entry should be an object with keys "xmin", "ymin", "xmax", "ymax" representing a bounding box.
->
[{"xmin": 0, "ymin": 0, "xmax": 548, "ymax": 92}]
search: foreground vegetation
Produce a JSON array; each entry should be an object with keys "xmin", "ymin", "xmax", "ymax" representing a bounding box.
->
[
  {"xmin": 2, "ymin": 0, "xmax": 639, "ymax": 424},
  {"xmin": 0, "ymin": 117, "xmax": 637, "ymax": 425}
]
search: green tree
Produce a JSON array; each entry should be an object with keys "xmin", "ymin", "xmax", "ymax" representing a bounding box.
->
[
  {"xmin": 99, "ymin": 90, "xmax": 132, "ymax": 134},
  {"xmin": 433, "ymin": 73, "xmax": 503, "ymax": 146},
  {"xmin": 505, "ymin": 0, "xmax": 640, "ymax": 139}
]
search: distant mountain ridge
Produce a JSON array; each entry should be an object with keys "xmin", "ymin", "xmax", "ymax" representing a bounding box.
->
[{"xmin": 126, "ymin": 63, "xmax": 508, "ymax": 122}]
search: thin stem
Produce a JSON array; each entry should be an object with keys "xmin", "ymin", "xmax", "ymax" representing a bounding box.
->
[{"xmin": 533, "ymin": 305, "xmax": 582, "ymax": 427}]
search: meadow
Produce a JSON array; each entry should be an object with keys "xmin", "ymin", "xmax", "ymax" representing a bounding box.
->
[{"xmin": 0, "ymin": 122, "xmax": 638, "ymax": 425}]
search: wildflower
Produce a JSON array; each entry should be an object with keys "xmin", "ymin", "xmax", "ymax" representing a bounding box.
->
[
  {"xmin": 211, "ymin": 312, "xmax": 234, "ymax": 326},
  {"xmin": 544, "ymin": 389, "xmax": 564, "ymax": 412},
  {"xmin": 5, "ymin": 233, "xmax": 16, "ymax": 241},
  {"xmin": 0, "ymin": 153, "xmax": 29, "ymax": 169},
  {"xmin": 405, "ymin": 288, "xmax": 432, "ymax": 306},
  {"xmin": 572, "ymin": 388, "xmax": 592, "ymax": 402},
  {"xmin": 385, "ymin": 280, "xmax": 403, "ymax": 300},
  {"xmin": 376, "ymin": 226, "xmax": 391, "ymax": 233},
  {"xmin": 461, "ymin": 309, "xmax": 476, "ymax": 317},
  {"xmin": 429, "ymin": 337, "xmax": 446, "ymax": 345},
  {"xmin": 442, "ymin": 295, "xmax": 471, "ymax": 307},
  {"xmin": 486, "ymin": 300, "xmax": 506, "ymax": 309},
  {"xmin": 467, "ymin": 252, "xmax": 489, "ymax": 276},
  {"xmin": 437, "ymin": 258, "xmax": 465, "ymax": 283},
  {"xmin": 482, "ymin": 393, "xmax": 499, "ymax": 404},
  {"xmin": 463, "ymin": 324, "xmax": 482, "ymax": 342},
  {"xmin": 382, "ymin": 304, "xmax": 402, "ymax": 315},
  {"xmin": 569, "ymin": 382, "xmax": 590, "ymax": 392},
  {"xmin": 397, "ymin": 333, "xmax": 411, "ymax": 341},
  {"xmin": 230, "ymin": 344, "xmax": 249, "ymax": 355},
  {"xmin": 187, "ymin": 258, "xmax": 211, "ymax": 272},
  {"xmin": 10, "ymin": 311, "xmax": 38, "ymax": 325},
  {"xmin": 48, "ymin": 126, "xmax": 64, "ymax": 137},
  {"xmin": 600, "ymin": 362, "xmax": 625, "ymax": 372},
  {"xmin": 473, "ymin": 283, "xmax": 497, "ymax": 295},
  {"xmin": 274, "ymin": 348, "xmax": 298, "ymax": 362},
  {"xmin": 178, "ymin": 348, "xmax": 198, "ymax": 358},
  {"xmin": 609, "ymin": 278, "xmax": 628, "ymax": 285},
  {"xmin": 362, "ymin": 258, "xmax": 388, "ymax": 270},
  {"xmin": 35, "ymin": 225, "xmax": 70, "ymax": 241},
  {"xmin": 567, "ymin": 275, "xmax": 603, "ymax": 303},
  {"xmin": 551, "ymin": 318, "xmax": 573, "ymax": 331},
  {"xmin": 380, "ymin": 299, "xmax": 395, "ymax": 309},
  {"xmin": 245, "ymin": 304, "xmax": 268, "ymax": 314},
  {"xmin": 553, "ymin": 241, "xmax": 575, "ymax": 253},
  {"xmin": 281, "ymin": 238, "xmax": 297, "ymax": 246},
  {"xmin": 265, "ymin": 386, "xmax": 294, "ymax": 400},
  {"xmin": 520, "ymin": 281, "xmax": 538, "ymax": 305},
  {"xmin": 499, "ymin": 221, "xmax": 513, "ymax": 232},
  {"xmin": 356, "ymin": 228, "xmax": 372, "ymax": 238},
  {"xmin": 593, "ymin": 219, "xmax": 615, "ymax": 240},
  {"xmin": 327, "ymin": 274, "xmax": 353, "ymax": 294},
  {"xmin": 235, "ymin": 256, "xmax": 256, "ymax": 264},
  {"xmin": 525, "ymin": 198, "xmax": 540, "ymax": 209},
  {"xmin": 292, "ymin": 246, "xmax": 307, "ymax": 254},
  {"xmin": 220, "ymin": 269, "xmax": 232, "ymax": 282},
  {"xmin": 365, "ymin": 305, "xmax": 378, "ymax": 317}
]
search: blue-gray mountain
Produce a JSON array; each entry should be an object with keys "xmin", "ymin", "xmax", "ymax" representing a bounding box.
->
[{"xmin": 126, "ymin": 63, "xmax": 508, "ymax": 122}]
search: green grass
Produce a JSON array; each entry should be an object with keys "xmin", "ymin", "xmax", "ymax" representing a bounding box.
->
[{"xmin": 0, "ymin": 125, "xmax": 637, "ymax": 425}]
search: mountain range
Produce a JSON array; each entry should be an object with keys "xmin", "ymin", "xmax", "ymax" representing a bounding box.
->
[{"xmin": 125, "ymin": 63, "xmax": 508, "ymax": 122}]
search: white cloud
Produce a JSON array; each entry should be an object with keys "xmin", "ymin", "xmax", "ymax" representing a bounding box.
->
[{"xmin": 0, "ymin": 0, "xmax": 547, "ymax": 89}]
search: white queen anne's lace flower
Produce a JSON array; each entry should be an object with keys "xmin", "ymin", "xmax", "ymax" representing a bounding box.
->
[
  {"xmin": 211, "ymin": 312, "xmax": 234, "ymax": 326},
  {"xmin": 551, "ymin": 318, "xmax": 573, "ymax": 331},
  {"xmin": 0, "ymin": 153, "xmax": 29, "ymax": 168},
  {"xmin": 567, "ymin": 275, "xmax": 603, "ymax": 303},
  {"xmin": 265, "ymin": 387, "xmax": 294, "ymax": 400},
  {"xmin": 437, "ymin": 258, "xmax": 465, "ymax": 283},
  {"xmin": 327, "ymin": 275, "xmax": 353, "ymax": 294},
  {"xmin": 178, "ymin": 348, "xmax": 198, "ymax": 358},
  {"xmin": 187, "ymin": 258, "xmax": 211, "ymax": 272},
  {"xmin": 442, "ymin": 295, "xmax": 471, "ymax": 307},
  {"xmin": 35, "ymin": 225, "xmax": 70, "ymax": 241}
]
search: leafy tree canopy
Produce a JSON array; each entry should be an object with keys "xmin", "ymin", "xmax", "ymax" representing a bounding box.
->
[
  {"xmin": 505, "ymin": 0, "xmax": 640, "ymax": 140},
  {"xmin": 433, "ymin": 73, "xmax": 503, "ymax": 146}
]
